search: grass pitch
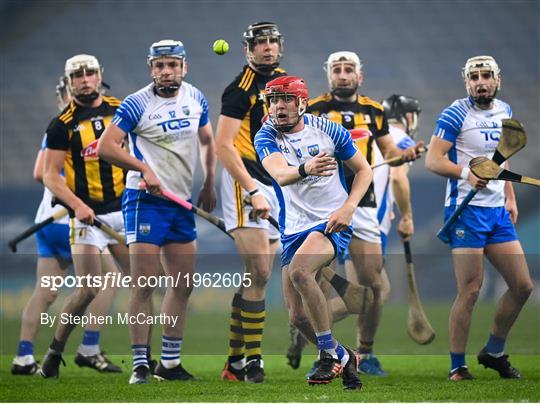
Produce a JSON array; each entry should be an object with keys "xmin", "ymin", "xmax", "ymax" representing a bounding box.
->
[{"xmin": 1, "ymin": 303, "xmax": 539, "ymax": 402}]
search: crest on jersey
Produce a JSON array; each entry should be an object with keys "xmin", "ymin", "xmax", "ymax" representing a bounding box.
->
[
  {"xmin": 181, "ymin": 105, "xmax": 190, "ymax": 115},
  {"xmin": 139, "ymin": 223, "xmax": 151, "ymax": 235},
  {"xmin": 455, "ymin": 229, "xmax": 465, "ymax": 239},
  {"xmin": 307, "ymin": 144, "xmax": 319, "ymax": 157}
]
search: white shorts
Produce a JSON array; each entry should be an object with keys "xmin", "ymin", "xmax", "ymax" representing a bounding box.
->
[
  {"xmin": 220, "ymin": 170, "xmax": 280, "ymax": 240},
  {"xmin": 69, "ymin": 211, "xmax": 125, "ymax": 251},
  {"xmin": 351, "ymin": 206, "xmax": 381, "ymax": 243}
]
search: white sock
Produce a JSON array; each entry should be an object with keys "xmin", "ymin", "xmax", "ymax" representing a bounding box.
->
[{"xmin": 77, "ymin": 344, "xmax": 100, "ymax": 356}]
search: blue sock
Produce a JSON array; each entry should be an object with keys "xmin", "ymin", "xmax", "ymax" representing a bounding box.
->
[
  {"xmin": 335, "ymin": 343, "xmax": 346, "ymax": 361},
  {"xmin": 132, "ymin": 344, "xmax": 149, "ymax": 370},
  {"xmin": 450, "ymin": 352, "xmax": 466, "ymax": 371},
  {"xmin": 82, "ymin": 330, "xmax": 100, "ymax": 346},
  {"xmin": 18, "ymin": 340, "xmax": 33, "ymax": 356},
  {"xmin": 315, "ymin": 330, "xmax": 334, "ymax": 351},
  {"xmin": 484, "ymin": 333, "xmax": 505, "ymax": 355}
]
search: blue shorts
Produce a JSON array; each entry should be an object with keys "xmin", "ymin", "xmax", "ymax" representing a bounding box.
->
[
  {"xmin": 443, "ymin": 205, "xmax": 517, "ymax": 249},
  {"xmin": 36, "ymin": 223, "xmax": 71, "ymax": 261},
  {"xmin": 123, "ymin": 189, "xmax": 197, "ymax": 247},
  {"xmin": 281, "ymin": 222, "xmax": 352, "ymax": 268}
]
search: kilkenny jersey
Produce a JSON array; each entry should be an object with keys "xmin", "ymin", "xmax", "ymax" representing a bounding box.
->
[
  {"xmin": 46, "ymin": 96, "xmax": 125, "ymax": 214},
  {"xmin": 221, "ymin": 65, "xmax": 286, "ymax": 185},
  {"xmin": 255, "ymin": 114, "xmax": 358, "ymax": 235},
  {"xmin": 433, "ymin": 97, "xmax": 512, "ymax": 207},
  {"xmin": 307, "ymin": 93, "xmax": 389, "ymax": 207}
]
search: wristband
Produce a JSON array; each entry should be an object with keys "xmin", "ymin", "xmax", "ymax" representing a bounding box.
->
[
  {"xmin": 298, "ymin": 163, "xmax": 308, "ymax": 178},
  {"xmin": 248, "ymin": 188, "xmax": 260, "ymax": 197},
  {"xmin": 460, "ymin": 166, "xmax": 470, "ymax": 180}
]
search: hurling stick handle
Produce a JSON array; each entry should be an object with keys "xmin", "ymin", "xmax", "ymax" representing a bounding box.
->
[
  {"xmin": 93, "ymin": 219, "xmax": 125, "ymax": 244},
  {"xmin": 437, "ymin": 188, "xmax": 477, "ymax": 243}
]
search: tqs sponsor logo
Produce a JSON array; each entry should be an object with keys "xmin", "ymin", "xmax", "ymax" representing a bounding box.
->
[{"xmin": 80, "ymin": 139, "xmax": 99, "ymax": 160}]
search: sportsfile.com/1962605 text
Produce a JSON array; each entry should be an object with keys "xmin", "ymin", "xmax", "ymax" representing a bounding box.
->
[{"xmin": 40, "ymin": 272, "xmax": 252, "ymax": 291}]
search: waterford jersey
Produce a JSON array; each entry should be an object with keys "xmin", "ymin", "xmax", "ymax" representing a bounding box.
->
[
  {"xmin": 433, "ymin": 97, "xmax": 512, "ymax": 207},
  {"xmin": 112, "ymin": 82, "xmax": 209, "ymax": 200},
  {"xmin": 46, "ymin": 96, "xmax": 125, "ymax": 214},
  {"xmin": 254, "ymin": 114, "xmax": 358, "ymax": 235},
  {"xmin": 373, "ymin": 126, "xmax": 415, "ymax": 235},
  {"xmin": 307, "ymin": 93, "xmax": 389, "ymax": 207},
  {"xmin": 35, "ymin": 133, "xmax": 69, "ymax": 224},
  {"xmin": 221, "ymin": 65, "xmax": 286, "ymax": 185}
]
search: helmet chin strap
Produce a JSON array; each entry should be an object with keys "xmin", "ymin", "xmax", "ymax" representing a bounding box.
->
[
  {"xmin": 331, "ymin": 86, "xmax": 357, "ymax": 98},
  {"xmin": 74, "ymin": 91, "xmax": 100, "ymax": 105},
  {"xmin": 153, "ymin": 75, "xmax": 182, "ymax": 95}
]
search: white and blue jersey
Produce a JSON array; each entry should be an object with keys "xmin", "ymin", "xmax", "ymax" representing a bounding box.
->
[
  {"xmin": 434, "ymin": 96, "xmax": 511, "ymax": 208},
  {"xmin": 113, "ymin": 82, "xmax": 208, "ymax": 246},
  {"xmin": 255, "ymin": 114, "xmax": 358, "ymax": 235},
  {"xmin": 112, "ymin": 81, "xmax": 209, "ymax": 200},
  {"xmin": 434, "ymin": 97, "xmax": 517, "ymax": 248},
  {"xmin": 255, "ymin": 114, "xmax": 358, "ymax": 266}
]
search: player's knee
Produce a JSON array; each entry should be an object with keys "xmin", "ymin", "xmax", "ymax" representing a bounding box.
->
[
  {"xmin": 459, "ymin": 286, "xmax": 481, "ymax": 308},
  {"xmin": 289, "ymin": 266, "xmax": 311, "ymax": 290},
  {"xmin": 43, "ymin": 289, "xmax": 59, "ymax": 306},
  {"xmin": 76, "ymin": 287, "xmax": 99, "ymax": 304},
  {"xmin": 513, "ymin": 281, "xmax": 533, "ymax": 302},
  {"xmin": 249, "ymin": 266, "xmax": 271, "ymax": 289},
  {"xmin": 133, "ymin": 284, "xmax": 155, "ymax": 300}
]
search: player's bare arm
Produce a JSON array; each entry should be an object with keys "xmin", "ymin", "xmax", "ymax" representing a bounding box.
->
[
  {"xmin": 425, "ymin": 135, "xmax": 488, "ymax": 189},
  {"xmin": 215, "ymin": 114, "xmax": 270, "ymax": 215},
  {"xmin": 504, "ymin": 161, "xmax": 518, "ymax": 223},
  {"xmin": 43, "ymin": 148, "xmax": 94, "ymax": 224},
  {"xmin": 97, "ymin": 123, "xmax": 162, "ymax": 195},
  {"xmin": 391, "ymin": 163, "xmax": 414, "ymax": 240},
  {"xmin": 197, "ymin": 122, "xmax": 217, "ymax": 212},
  {"xmin": 326, "ymin": 150, "xmax": 372, "ymax": 233},
  {"xmin": 261, "ymin": 152, "xmax": 338, "ymax": 187},
  {"xmin": 32, "ymin": 150, "xmax": 45, "ymax": 183}
]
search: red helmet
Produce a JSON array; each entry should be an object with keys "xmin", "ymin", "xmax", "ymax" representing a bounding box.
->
[{"xmin": 265, "ymin": 75, "xmax": 308, "ymax": 99}]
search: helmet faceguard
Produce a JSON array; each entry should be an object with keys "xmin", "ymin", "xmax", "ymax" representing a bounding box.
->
[
  {"xmin": 243, "ymin": 22, "xmax": 283, "ymax": 74},
  {"xmin": 65, "ymin": 54, "xmax": 102, "ymax": 104},
  {"xmin": 324, "ymin": 51, "xmax": 362, "ymax": 98},
  {"xmin": 55, "ymin": 75, "xmax": 71, "ymax": 111},
  {"xmin": 382, "ymin": 94, "xmax": 421, "ymax": 138},
  {"xmin": 462, "ymin": 55, "xmax": 501, "ymax": 106},
  {"xmin": 265, "ymin": 76, "xmax": 308, "ymax": 133},
  {"xmin": 148, "ymin": 39, "xmax": 186, "ymax": 95}
]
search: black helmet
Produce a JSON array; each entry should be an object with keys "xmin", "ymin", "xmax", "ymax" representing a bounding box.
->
[
  {"xmin": 243, "ymin": 22, "xmax": 283, "ymax": 73},
  {"xmin": 382, "ymin": 94, "xmax": 421, "ymax": 137}
]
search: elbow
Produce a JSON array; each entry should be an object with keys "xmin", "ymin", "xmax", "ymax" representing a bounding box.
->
[
  {"xmin": 33, "ymin": 170, "xmax": 43, "ymax": 183},
  {"xmin": 96, "ymin": 139, "xmax": 109, "ymax": 160},
  {"xmin": 424, "ymin": 154, "xmax": 436, "ymax": 172},
  {"xmin": 214, "ymin": 141, "xmax": 229, "ymax": 162}
]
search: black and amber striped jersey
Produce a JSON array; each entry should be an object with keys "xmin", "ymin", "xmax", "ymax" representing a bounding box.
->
[
  {"xmin": 46, "ymin": 96, "xmax": 125, "ymax": 214},
  {"xmin": 221, "ymin": 65, "xmax": 286, "ymax": 185},
  {"xmin": 307, "ymin": 93, "xmax": 389, "ymax": 207}
]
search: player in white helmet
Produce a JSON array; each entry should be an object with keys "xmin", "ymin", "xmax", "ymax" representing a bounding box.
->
[
  {"xmin": 98, "ymin": 39, "xmax": 217, "ymax": 385},
  {"xmin": 426, "ymin": 55, "xmax": 533, "ymax": 381}
]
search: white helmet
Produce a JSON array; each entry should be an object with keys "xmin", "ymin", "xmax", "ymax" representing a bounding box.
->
[
  {"xmin": 324, "ymin": 51, "xmax": 362, "ymax": 76},
  {"xmin": 64, "ymin": 54, "xmax": 103, "ymax": 103},
  {"xmin": 324, "ymin": 51, "xmax": 362, "ymax": 97},
  {"xmin": 65, "ymin": 54, "xmax": 102, "ymax": 79},
  {"xmin": 462, "ymin": 55, "xmax": 500, "ymax": 80},
  {"xmin": 147, "ymin": 39, "xmax": 186, "ymax": 65}
]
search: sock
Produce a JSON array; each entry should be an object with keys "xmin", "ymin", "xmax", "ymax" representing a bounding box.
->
[
  {"xmin": 50, "ymin": 338, "xmax": 66, "ymax": 354},
  {"xmin": 335, "ymin": 342, "xmax": 349, "ymax": 366},
  {"xmin": 359, "ymin": 340, "xmax": 373, "ymax": 358},
  {"xmin": 78, "ymin": 330, "xmax": 100, "ymax": 356},
  {"xmin": 161, "ymin": 336, "xmax": 182, "ymax": 369},
  {"xmin": 484, "ymin": 333, "xmax": 506, "ymax": 357},
  {"xmin": 132, "ymin": 344, "xmax": 148, "ymax": 370},
  {"xmin": 17, "ymin": 340, "xmax": 34, "ymax": 357},
  {"xmin": 241, "ymin": 298, "xmax": 265, "ymax": 363},
  {"xmin": 450, "ymin": 352, "xmax": 466, "ymax": 372},
  {"xmin": 147, "ymin": 345, "xmax": 152, "ymax": 362},
  {"xmin": 227, "ymin": 293, "xmax": 245, "ymax": 364},
  {"xmin": 316, "ymin": 330, "xmax": 337, "ymax": 358}
]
